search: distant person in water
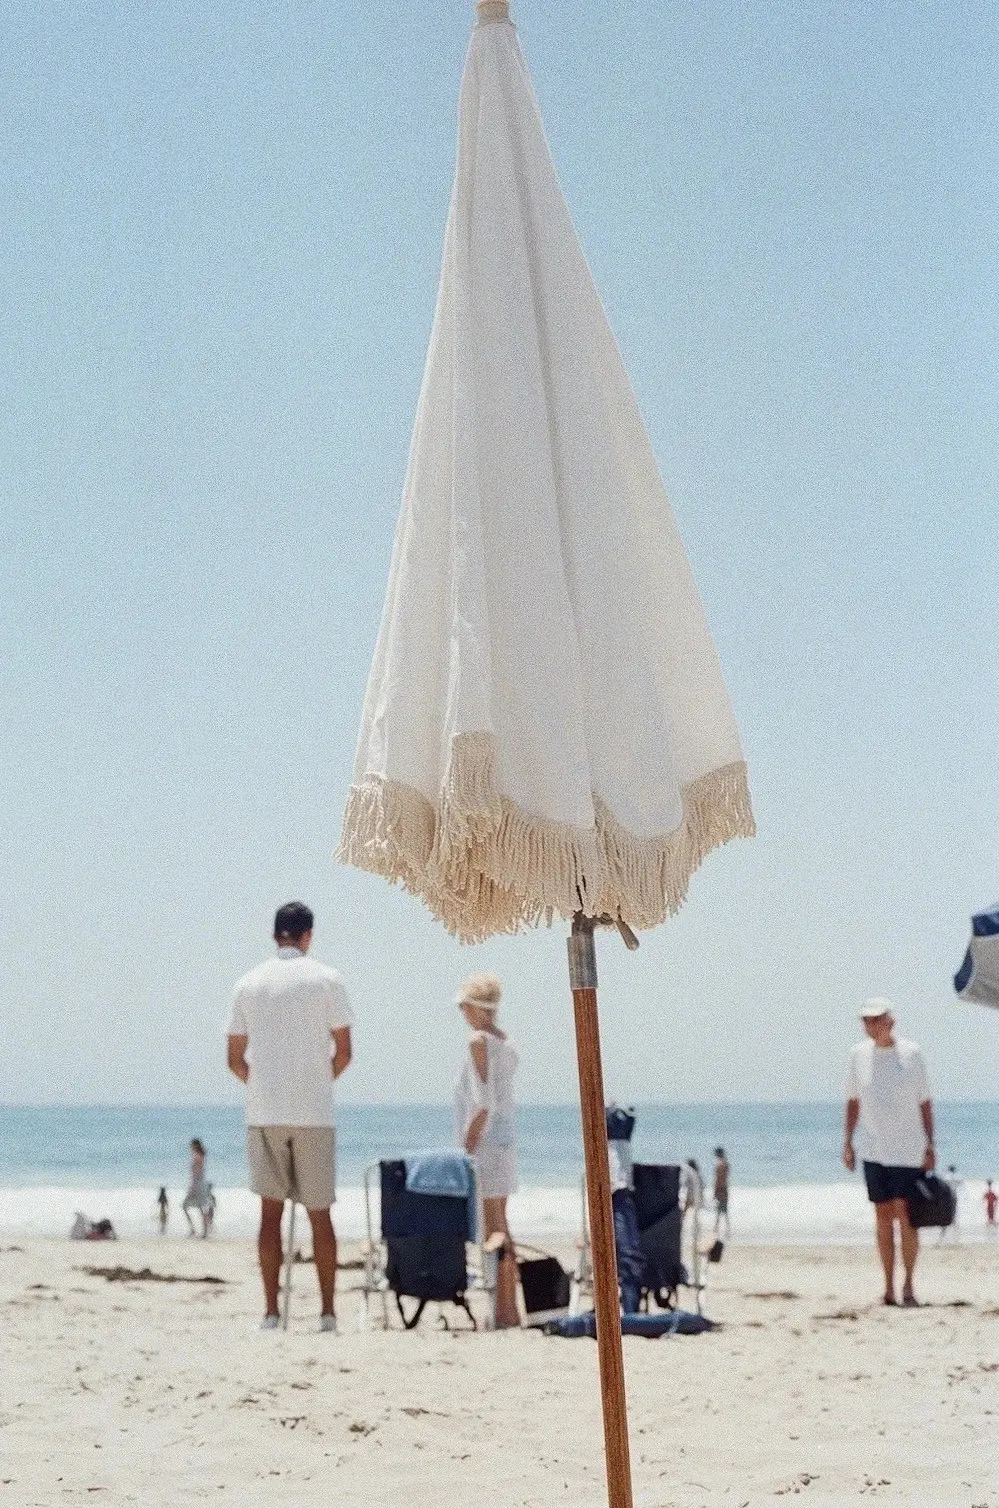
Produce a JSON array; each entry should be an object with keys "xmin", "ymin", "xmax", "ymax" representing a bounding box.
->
[
  {"xmin": 843, "ymin": 998, "xmax": 934, "ymax": 1307},
  {"xmin": 182, "ymin": 1139, "xmax": 211, "ymax": 1238},
  {"xmin": 713, "ymin": 1147, "xmax": 730, "ymax": 1239},
  {"xmin": 454, "ymin": 973, "xmax": 520, "ymax": 1328},
  {"xmin": 985, "ymin": 1180, "xmax": 998, "ymax": 1228},
  {"xmin": 156, "ymin": 1186, "xmax": 169, "ymax": 1234},
  {"xmin": 228, "ymin": 902, "xmax": 354, "ymax": 1332}
]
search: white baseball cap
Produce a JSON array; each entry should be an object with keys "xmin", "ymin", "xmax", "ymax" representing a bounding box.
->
[{"xmin": 860, "ymin": 997, "xmax": 894, "ymax": 1019}]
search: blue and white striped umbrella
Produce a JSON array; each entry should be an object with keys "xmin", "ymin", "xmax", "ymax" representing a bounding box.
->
[{"xmin": 954, "ymin": 903, "xmax": 999, "ymax": 1008}]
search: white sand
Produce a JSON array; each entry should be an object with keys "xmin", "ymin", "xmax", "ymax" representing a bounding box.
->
[{"xmin": 2, "ymin": 1235, "xmax": 997, "ymax": 1506}]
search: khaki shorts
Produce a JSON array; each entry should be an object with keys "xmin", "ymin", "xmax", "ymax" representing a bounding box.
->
[{"xmin": 247, "ymin": 1126, "xmax": 336, "ymax": 1210}]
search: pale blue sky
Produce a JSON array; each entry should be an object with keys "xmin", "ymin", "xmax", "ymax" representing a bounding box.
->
[{"xmin": 1, "ymin": 1, "xmax": 997, "ymax": 1107}]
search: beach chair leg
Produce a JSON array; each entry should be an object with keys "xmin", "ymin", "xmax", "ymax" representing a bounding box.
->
[
  {"xmin": 481, "ymin": 1248, "xmax": 495, "ymax": 1329},
  {"xmin": 456, "ymin": 1294, "xmax": 477, "ymax": 1331},
  {"xmin": 281, "ymin": 1201, "xmax": 296, "ymax": 1332},
  {"xmin": 482, "ymin": 1232, "xmax": 503, "ymax": 1330},
  {"xmin": 690, "ymin": 1182, "xmax": 703, "ymax": 1317},
  {"xmin": 570, "ymin": 1170, "xmax": 592, "ymax": 1315},
  {"xmin": 362, "ymin": 1164, "xmax": 390, "ymax": 1331},
  {"xmin": 477, "ymin": 1176, "xmax": 498, "ymax": 1331}
]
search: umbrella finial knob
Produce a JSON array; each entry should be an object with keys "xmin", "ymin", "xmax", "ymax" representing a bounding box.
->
[{"xmin": 477, "ymin": 1, "xmax": 510, "ymax": 22}]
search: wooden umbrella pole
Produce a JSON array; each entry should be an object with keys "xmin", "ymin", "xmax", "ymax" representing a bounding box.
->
[{"xmin": 569, "ymin": 915, "xmax": 634, "ymax": 1508}]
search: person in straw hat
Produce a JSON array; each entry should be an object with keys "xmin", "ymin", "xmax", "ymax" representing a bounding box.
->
[{"xmin": 454, "ymin": 973, "xmax": 520, "ymax": 1327}]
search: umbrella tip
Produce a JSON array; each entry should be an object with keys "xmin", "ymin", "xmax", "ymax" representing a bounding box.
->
[{"xmin": 476, "ymin": 1, "xmax": 510, "ymax": 22}]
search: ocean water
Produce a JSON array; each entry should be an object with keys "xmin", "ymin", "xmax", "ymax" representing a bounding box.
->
[{"xmin": 1, "ymin": 1102, "xmax": 996, "ymax": 1244}]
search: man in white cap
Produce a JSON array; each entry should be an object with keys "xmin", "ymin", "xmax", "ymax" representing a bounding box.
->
[{"xmin": 842, "ymin": 998, "xmax": 934, "ymax": 1306}]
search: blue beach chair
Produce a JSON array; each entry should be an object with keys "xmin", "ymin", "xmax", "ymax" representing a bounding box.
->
[{"xmin": 362, "ymin": 1154, "xmax": 492, "ymax": 1330}]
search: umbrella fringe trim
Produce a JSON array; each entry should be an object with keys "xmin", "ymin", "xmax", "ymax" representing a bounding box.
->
[
  {"xmin": 338, "ymin": 740, "xmax": 754, "ymax": 944},
  {"xmin": 336, "ymin": 776, "xmax": 436, "ymax": 891}
]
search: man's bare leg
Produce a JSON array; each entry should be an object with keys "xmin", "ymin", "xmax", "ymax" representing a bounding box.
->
[
  {"xmin": 258, "ymin": 1197, "xmax": 284, "ymax": 1318},
  {"xmin": 898, "ymin": 1198, "xmax": 919, "ymax": 1302},
  {"xmin": 874, "ymin": 1201, "xmax": 897, "ymax": 1303},
  {"xmin": 307, "ymin": 1207, "xmax": 337, "ymax": 1317}
]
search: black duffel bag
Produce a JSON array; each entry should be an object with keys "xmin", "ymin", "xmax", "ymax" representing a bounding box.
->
[{"xmin": 906, "ymin": 1173, "xmax": 957, "ymax": 1229}]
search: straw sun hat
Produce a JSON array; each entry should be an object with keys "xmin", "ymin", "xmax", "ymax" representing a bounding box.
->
[{"xmin": 457, "ymin": 973, "xmax": 502, "ymax": 1011}]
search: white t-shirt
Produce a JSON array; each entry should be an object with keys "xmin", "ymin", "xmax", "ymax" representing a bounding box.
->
[
  {"xmin": 228, "ymin": 948, "xmax": 353, "ymax": 1127},
  {"xmin": 844, "ymin": 1036, "xmax": 931, "ymax": 1168}
]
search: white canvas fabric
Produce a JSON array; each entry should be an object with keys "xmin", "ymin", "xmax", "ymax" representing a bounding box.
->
[{"xmin": 339, "ymin": 6, "xmax": 753, "ymax": 943}]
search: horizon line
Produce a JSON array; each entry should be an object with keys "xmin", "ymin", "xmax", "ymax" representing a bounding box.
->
[{"xmin": 1, "ymin": 1098, "xmax": 996, "ymax": 1111}]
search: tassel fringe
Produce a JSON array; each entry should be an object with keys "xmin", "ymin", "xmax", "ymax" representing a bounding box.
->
[{"xmin": 337, "ymin": 733, "xmax": 755, "ymax": 944}]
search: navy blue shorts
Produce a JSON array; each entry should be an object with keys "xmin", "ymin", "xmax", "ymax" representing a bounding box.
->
[{"xmin": 863, "ymin": 1161, "xmax": 922, "ymax": 1205}]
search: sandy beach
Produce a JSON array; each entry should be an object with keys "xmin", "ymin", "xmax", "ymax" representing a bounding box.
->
[{"xmin": 2, "ymin": 1235, "xmax": 996, "ymax": 1507}]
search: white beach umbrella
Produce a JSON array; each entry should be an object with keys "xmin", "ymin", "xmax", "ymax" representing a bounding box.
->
[{"xmin": 339, "ymin": 5, "xmax": 754, "ymax": 1504}]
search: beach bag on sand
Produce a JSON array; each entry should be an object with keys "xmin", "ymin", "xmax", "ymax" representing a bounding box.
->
[
  {"xmin": 518, "ymin": 1255, "xmax": 571, "ymax": 1322},
  {"xmin": 906, "ymin": 1173, "xmax": 956, "ymax": 1229}
]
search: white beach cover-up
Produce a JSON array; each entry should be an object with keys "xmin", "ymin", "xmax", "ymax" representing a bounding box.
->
[
  {"xmin": 455, "ymin": 1031, "xmax": 519, "ymax": 1200},
  {"xmin": 339, "ymin": 10, "xmax": 753, "ymax": 943}
]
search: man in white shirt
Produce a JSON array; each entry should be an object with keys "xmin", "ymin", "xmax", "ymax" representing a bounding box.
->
[
  {"xmin": 227, "ymin": 902, "xmax": 353, "ymax": 1331},
  {"xmin": 842, "ymin": 998, "xmax": 935, "ymax": 1307}
]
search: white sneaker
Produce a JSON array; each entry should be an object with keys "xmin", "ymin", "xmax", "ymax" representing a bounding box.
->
[
  {"xmin": 318, "ymin": 1314, "xmax": 338, "ymax": 1334},
  {"xmin": 260, "ymin": 1315, "xmax": 280, "ymax": 1331}
]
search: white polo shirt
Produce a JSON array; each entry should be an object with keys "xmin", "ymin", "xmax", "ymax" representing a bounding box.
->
[
  {"xmin": 844, "ymin": 1036, "xmax": 931, "ymax": 1168},
  {"xmin": 228, "ymin": 948, "xmax": 353, "ymax": 1128}
]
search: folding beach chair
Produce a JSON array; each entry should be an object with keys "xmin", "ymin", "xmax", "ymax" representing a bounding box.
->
[
  {"xmin": 361, "ymin": 1155, "xmax": 494, "ymax": 1330},
  {"xmin": 633, "ymin": 1164, "xmax": 686, "ymax": 1310},
  {"xmin": 575, "ymin": 1162, "xmax": 703, "ymax": 1316}
]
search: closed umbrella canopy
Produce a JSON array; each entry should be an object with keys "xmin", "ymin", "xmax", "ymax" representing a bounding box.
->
[
  {"xmin": 339, "ymin": 4, "xmax": 754, "ymax": 943},
  {"xmin": 339, "ymin": 8, "xmax": 754, "ymax": 1505},
  {"xmin": 954, "ymin": 903, "xmax": 999, "ymax": 1008}
]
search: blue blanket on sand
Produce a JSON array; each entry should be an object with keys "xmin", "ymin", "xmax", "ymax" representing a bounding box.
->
[{"xmin": 544, "ymin": 1309, "xmax": 714, "ymax": 1339}]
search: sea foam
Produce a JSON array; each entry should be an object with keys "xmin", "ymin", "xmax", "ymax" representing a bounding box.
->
[{"xmin": 0, "ymin": 1180, "xmax": 992, "ymax": 1245}]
